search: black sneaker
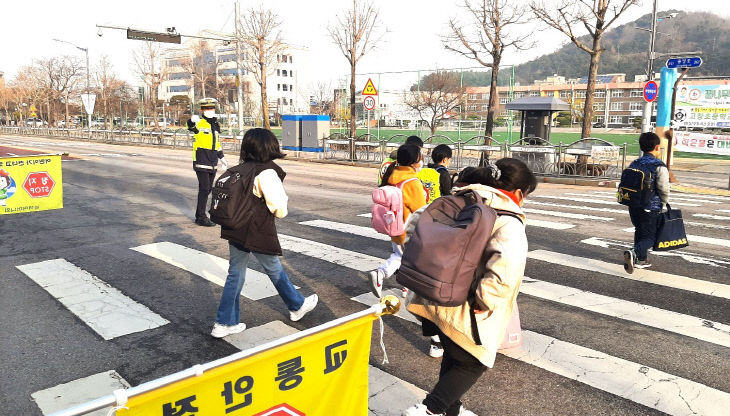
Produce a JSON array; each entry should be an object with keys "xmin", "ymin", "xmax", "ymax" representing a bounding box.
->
[
  {"xmin": 623, "ymin": 250, "xmax": 636, "ymax": 274},
  {"xmin": 195, "ymin": 217, "xmax": 216, "ymax": 227}
]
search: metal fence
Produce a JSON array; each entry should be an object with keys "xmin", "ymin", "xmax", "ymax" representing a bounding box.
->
[{"xmin": 325, "ymin": 134, "xmax": 628, "ymax": 179}]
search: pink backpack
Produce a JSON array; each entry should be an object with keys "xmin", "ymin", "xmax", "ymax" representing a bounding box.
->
[{"xmin": 371, "ymin": 178, "xmax": 419, "ymax": 236}]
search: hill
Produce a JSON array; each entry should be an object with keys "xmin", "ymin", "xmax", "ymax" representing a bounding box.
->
[{"xmin": 458, "ymin": 10, "xmax": 730, "ymax": 87}]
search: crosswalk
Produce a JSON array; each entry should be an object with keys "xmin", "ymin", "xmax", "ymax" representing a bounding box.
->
[{"xmin": 15, "ymin": 188, "xmax": 730, "ymax": 416}]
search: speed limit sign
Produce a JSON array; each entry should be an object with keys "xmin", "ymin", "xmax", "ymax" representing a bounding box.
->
[{"xmin": 363, "ymin": 96, "xmax": 376, "ymax": 111}]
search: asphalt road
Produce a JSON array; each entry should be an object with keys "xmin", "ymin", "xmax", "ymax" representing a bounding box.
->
[{"xmin": 1, "ymin": 136, "xmax": 729, "ymax": 416}]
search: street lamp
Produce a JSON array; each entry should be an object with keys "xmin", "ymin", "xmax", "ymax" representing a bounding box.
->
[{"xmin": 53, "ymin": 38, "xmax": 91, "ymax": 136}]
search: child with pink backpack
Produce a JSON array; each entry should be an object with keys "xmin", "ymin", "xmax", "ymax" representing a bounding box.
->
[{"xmin": 369, "ymin": 144, "xmax": 427, "ymax": 299}]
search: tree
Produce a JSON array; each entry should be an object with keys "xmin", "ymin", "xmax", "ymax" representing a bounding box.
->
[
  {"xmin": 309, "ymin": 81, "xmax": 334, "ymax": 116},
  {"xmin": 181, "ymin": 40, "xmax": 217, "ymax": 101},
  {"xmin": 328, "ymin": 0, "xmax": 382, "ymax": 143},
  {"xmin": 403, "ymin": 71, "xmax": 466, "ymax": 136},
  {"xmin": 530, "ymin": 0, "xmax": 639, "ymax": 138},
  {"xmin": 238, "ymin": 5, "xmax": 286, "ymax": 130},
  {"xmin": 133, "ymin": 41, "xmax": 168, "ymax": 127},
  {"xmin": 445, "ymin": 0, "xmax": 532, "ymax": 143},
  {"xmin": 94, "ymin": 55, "xmax": 126, "ymax": 129}
]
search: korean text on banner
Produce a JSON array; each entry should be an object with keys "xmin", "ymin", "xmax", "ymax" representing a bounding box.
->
[
  {"xmin": 0, "ymin": 154, "xmax": 63, "ymax": 215},
  {"xmin": 117, "ymin": 314, "xmax": 375, "ymax": 416},
  {"xmin": 673, "ymin": 131, "xmax": 730, "ymax": 156}
]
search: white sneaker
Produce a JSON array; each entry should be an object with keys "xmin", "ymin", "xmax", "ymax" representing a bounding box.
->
[
  {"xmin": 369, "ymin": 269, "xmax": 385, "ymax": 298},
  {"xmin": 429, "ymin": 340, "xmax": 444, "ymax": 358},
  {"xmin": 402, "ymin": 403, "xmax": 443, "ymax": 416},
  {"xmin": 290, "ymin": 294, "xmax": 318, "ymax": 322},
  {"xmin": 211, "ymin": 322, "xmax": 246, "ymax": 338},
  {"xmin": 458, "ymin": 406, "xmax": 478, "ymax": 416}
]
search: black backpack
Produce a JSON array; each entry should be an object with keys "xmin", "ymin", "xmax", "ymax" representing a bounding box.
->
[
  {"xmin": 616, "ymin": 161, "xmax": 663, "ymax": 208},
  {"xmin": 209, "ymin": 164, "xmax": 257, "ymax": 228}
]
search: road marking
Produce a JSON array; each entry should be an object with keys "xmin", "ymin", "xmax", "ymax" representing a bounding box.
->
[
  {"xmin": 501, "ymin": 331, "xmax": 730, "ymax": 416},
  {"xmin": 352, "ymin": 289, "xmax": 730, "ymax": 415},
  {"xmin": 526, "ymin": 218, "xmax": 575, "ymax": 229},
  {"xmin": 525, "ymin": 200, "xmax": 626, "ymax": 214},
  {"xmin": 16, "ymin": 259, "xmax": 168, "ymax": 340},
  {"xmin": 589, "ymin": 191, "xmax": 722, "ymax": 204},
  {"xmin": 358, "ymin": 213, "xmax": 373, "ymax": 218},
  {"xmin": 32, "ymin": 371, "xmax": 130, "ymax": 416},
  {"xmin": 694, "ymin": 213, "xmax": 730, "ymax": 221},
  {"xmin": 531, "ymin": 195, "xmax": 622, "ymax": 206},
  {"xmin": 520, "ymin": 277, "xmax": 730, "ymax": 348},
  {"xmin": 684, "ymin": 221, "xmax": 730, "ymax": 230},
  {"xmin": 131, "ymin": 242, "xmax": 297, "ymax": 300},
  {"xmin": 523, "ymin": 207, "xmax": 613, "ymax": 221},
  {"xmin": 279, "ymin": 234, "xmax": 382, "ymax": 272},
  {"xmin": 581, "ymin": 237, "xmax": 730, "ymax": 268},
  {"xmin": 223, "ymin": 321, "xmax": 426, "ymax": 415},
  {"xmin": 621, "ymin": 227, "xmax": 730, "ymax": 248},
  {"xmin": 528, "ymin": 250, "xmax": 730, "ymax": 300},
  {"xmin": 299, "ymin": 219, "xmax": 391, "ymax": 241},
  {"xmin": 562, "ymin": 193, "xmax": 700, "ymax": 207},
  {"xmin": 717, "ymin": 209, "xmax": 730, "ymax": 213}
]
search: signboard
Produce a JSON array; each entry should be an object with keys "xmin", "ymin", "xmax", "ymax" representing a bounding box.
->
[
  {"xmin": 0, "ymin": 155, "xmax": 63, "ymax": 215},
  {"xmin": 590, "ymin": 145, "xmax": 620, "ymax": 161},
  {"xmin": 363, "ymin": 96, "xmax": 376, "ymax": 111},
  {"xmin": 674, "ymin": 84, "xmax": 730, "ymax": 128},
  {"xmin": 666, "ymin": 56, "xmax": 702, "ymax": 69},
  {"xmin": 117, "ymin": 314, "xmax": 374, "ymax": 416},
  {"xmin": 673, "ymin": 131, "xmax": 730, "ymax": 156},
  {"xmin": 361, "ymin": 78, "xmax": 377, "ymax": 96},
  {"xmin": 29, "ymin": 104, "xmax": 37, "ymax": 118},
  {"xmin": 127, "ymin": 29, "xmax": 182, "ymax": 44},
  {"xmin": 81, "ymin": 93, "xmax": 96, "ymax": 116},
  {"xmin": 643, "ymin": 81, "xmax": 658, "ymax": 102}
]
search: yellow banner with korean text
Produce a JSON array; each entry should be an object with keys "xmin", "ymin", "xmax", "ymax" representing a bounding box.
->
[
  {"xmin": 117, "ymin": 314, "xmax": 375, "ymax": 416},
  {"xmin": 0, "ymin": 154, "xmax": 63, "ymax": 215}
]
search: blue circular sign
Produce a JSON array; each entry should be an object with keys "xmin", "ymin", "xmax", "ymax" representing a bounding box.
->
[{"xmin": 643, "ymin": 81, "xmax": 658, "ymax": 102}]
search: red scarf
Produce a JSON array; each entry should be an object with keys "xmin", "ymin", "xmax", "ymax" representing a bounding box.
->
[{"xmin": 499, "ymin": 189, "xmax": 521, "ymax": 207}]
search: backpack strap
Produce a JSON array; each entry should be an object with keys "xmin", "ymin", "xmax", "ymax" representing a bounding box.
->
[
  {"xmin": 396, "ymin": 177, "xmax": 419, "ymax": 189},
  {"xmin": 494, "ymin": 209, "xmax": 525, "ymax": 224}
]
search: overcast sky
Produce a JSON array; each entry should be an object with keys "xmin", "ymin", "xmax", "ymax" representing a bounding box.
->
[{"xmin": 3, "ymin": 0, "xmax": 727, "ymax": 91}]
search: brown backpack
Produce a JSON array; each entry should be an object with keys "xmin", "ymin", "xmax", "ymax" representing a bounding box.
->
[{"xmin": 396, "ymin": 190, "xmax": 520, "ymax": 307}]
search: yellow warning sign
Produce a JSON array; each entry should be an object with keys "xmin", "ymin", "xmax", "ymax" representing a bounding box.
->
[{"xmin": 362, "ymin": 78, "xmax": 378, "ymax": 96}]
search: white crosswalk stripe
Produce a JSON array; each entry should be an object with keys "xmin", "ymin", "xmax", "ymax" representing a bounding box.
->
[
  {"xmin": 717, "ymin": 209, "xmax": 730, "ymax": 213},
  {"xmin": 299, "ymin": 219, "xmax": 391, "ymax": 241},
  {"xmin": 694, "ymin": 213, "xmax": 730, "ymax": 221},
  {"xmin": 32, "ymin": 371, "xmax": 130, "ymax": 416},
  {"xmin": 279, "ymin": 234, "xmax": 382, "ymax": 272},
  {"xmin": 589, "ymin": 190, "xmax": 723, "ymax": 204},
  {"xmin": 526, "ymin": 218, "xmax": 575, "ymax": 229},
  {"xmin": 621, "ymin": 227, "xmax": 730, "ymax": 248},
  {"xmin": 16, "ymin": 259, "xmax": 168, "ymax": 340},
  {"xmin": 580, "ymin": 237, "xmax": 730, "ymax": 268},
  {"xmin": 562, "ymin": 192, "xmax": 701, "ymax": 207},
  {"xmin": 131, "ymin": 242, "xmax": 298, "ymax": 300},
  {"xmin": 528, "ymin": 249, "xmax": 730, "ymax": 300},
  {"xmin": 522, "ymin": 207, "xmax": 614, "ymax": 221},
  {"xmin": 525, "ymin": 200, "xmax": 626, "ymax": 214}
]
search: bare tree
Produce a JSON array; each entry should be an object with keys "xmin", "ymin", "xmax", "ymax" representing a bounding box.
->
[
  {"xmin": 328, "ymin": 0, "xmax": 382, "ymax": 142},
  {"xmin": 309, "ymin": 81, "xmax": 333, "ymax": 116},
  {"xmin": 94, "ymin": 55, "xmax": 126, "ymax": 129},
  {"xmin": 181, "ymin": 40, "xmax": 217, "ymax": 101},
  {"xmin": 238, "ymin": 5, "xmax": 286, "ymax": 130},
  {"xmin": 445, "ymin": 0, "xmax": 532, "ymax": 143},
  {"xmin": 531, "ymin": 0, "xmax": 639, "ymax": 138},
  {"xmin": 403, "ymin": 71, "xmax": 466, "ymax": 135},
  {"xmin": 133, "ymin": 41, "xmax": 168, "ymax": 127}
]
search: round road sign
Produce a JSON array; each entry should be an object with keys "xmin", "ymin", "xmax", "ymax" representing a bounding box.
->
[
  {"xmin": 363, "ymin": 96, "xmax": 376, "ymax": 111},
  {"xmin": 643, "ymin": 81, "xmax": 658, "ymax": 102}
]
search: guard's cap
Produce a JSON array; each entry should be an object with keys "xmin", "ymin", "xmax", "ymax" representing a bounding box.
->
[{"xmin": 198, "ymin": 97, "xmax": 218, "ymax": 109}]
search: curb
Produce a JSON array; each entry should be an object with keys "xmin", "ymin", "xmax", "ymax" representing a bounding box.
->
[{"xmin": 670, "ymin": 184, "xmax": 730, "ymax": 197}]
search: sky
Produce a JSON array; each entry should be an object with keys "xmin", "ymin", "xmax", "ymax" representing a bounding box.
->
[{"xmin": 2, "ymin": 0, "xmax": 727, "ymax": 92}]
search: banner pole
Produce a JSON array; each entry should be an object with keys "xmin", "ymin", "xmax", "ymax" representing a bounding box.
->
[{"xmin": 49, "ymin": 301, "xmax": 398, "ymax": 416}]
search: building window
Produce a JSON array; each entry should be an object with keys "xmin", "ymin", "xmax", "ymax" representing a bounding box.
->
[
  {"xmin": 529, "ymin": 91, "xmax": 540, "ymax": 97},
  {"xmin": 560, "ymin": 91, "xmax": 570, "ymax": 98},
  {"xmin": 282, "ymin": 70, "xmax": 288, "ymax": 77},
  {"xmin": 575, "ymin": 90, "xmax": 586, "ymax": 98},
  {"xmin": 219, "ymin": 54, "xmax": 236, "ymax": 63},
  {"xmin": 289, "ymin": 84, "xmax": 293, "ymax": 92},
  {"xmin": 609, "ymin": 115, "xmax": 623, "ymax": 124},
  {"xmin": 595, "ymin": 116, "xmax": 604, "ymax": 123},
  {"xmin": 482, "ymin": 93, "xmax": 489, "ymax": 100},
  {"xmin": 277, "ymin": 84, "xmax": 281, "ymax": 91},
  {"xmin": 593, "ymin": 103, "xmax": 605, "ymax": 111},
  {"xmin": 630, "ymin": 89, "xmax": 643, "ymax": 97},
  {"xmin": 282, "ymin": 84, "xmax": 288, "ymax": 91},
  {"xmin": 282, "ymin": 98, "xmax": 288, "ymax": 105},
  {"xmin": 277, "ymin": 69, "xmax": 280, "ymax": 76},
  {"xmin": 481, "ymin": 104, "xmax": 488, "ymax": 111},
  {"xmin": 469, "ymin": 104, "xmax": 478, "ymax": 111},
  {"xmin": 610, "ymin": 102, "xmax": 623, "ymax": 111},
  {"xmin": 289, "ymin": 55, "xmax": 293, "ymax": 63},
  {"xmin": 218, "ymin": 68, "xmax": 238, "ymax": 76},
  {"xmin": 169, "ymin": 72, "xmax": 191, "ymax": 80},
  {"xmin": 611, "ymin": 89, "xmax": 624, "ymax": 98},
  {"xmin": 168, "ymin": 85, "xmax": 189, "ymax": 93},
  {"xmin": 500, "ymin": 97, "xmax": 508, "ymax": 104},
  {"xmin": 167, "ymin": 59, "xmax": 180, "ymax": 67},
  {"xmin": 629, "ymin": 102, "xmax": 643, "ymax": 111},
  {"xmin": 289, "ymin": 70, "xmax": 293, "ymax": 77},
  {"xmin": 468, "ymin": 94, "xmax": 477, "ymax": 100},
  {"xmin": 594, "ymin": 90, "xmax": 606, "ymax": 98}
]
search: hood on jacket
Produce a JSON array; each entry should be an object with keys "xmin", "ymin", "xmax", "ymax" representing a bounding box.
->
[
  {"xmin": 451, "ymin": 184, "xmax": 526, "ymax": 222},
  {"xmin": 388, "ymin": 166, "xmax": 419, "ymax": 185}
]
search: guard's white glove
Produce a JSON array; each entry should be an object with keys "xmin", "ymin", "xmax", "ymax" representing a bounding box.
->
[
  {"xmin": 190, "ymin": 115, "xmax": 200, "ymax": 123},
  {"xmin": 220, "ymin": 157, "xmax": 228, "ymax": 170}
]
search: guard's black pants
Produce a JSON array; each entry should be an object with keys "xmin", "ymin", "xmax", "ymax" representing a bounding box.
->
[
  {"xmin": 422, "ymin": 320, "xmax": 487, "ymax": 415},
  {"xmin": 195, "ymin": 170, "xmax": 216, "ymax": 221}
]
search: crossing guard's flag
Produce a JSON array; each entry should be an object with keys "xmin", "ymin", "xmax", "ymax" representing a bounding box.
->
[{"xmin": 117, "ymin": 314, "xmax": 375, "ymax": 415}]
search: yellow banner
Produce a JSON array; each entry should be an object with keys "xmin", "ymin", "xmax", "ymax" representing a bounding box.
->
[
  {"xmin": 0, "ymin": 154, "xmax": 63, "ymax": 215},
  {"xmin": 118, "ymin": 315, "xmax": 375, "ymax": 416}
]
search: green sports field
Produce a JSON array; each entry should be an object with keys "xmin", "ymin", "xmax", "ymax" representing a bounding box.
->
[{"xmin": 270, "ymin": 127, "xmax": 728, "ymax": 160}]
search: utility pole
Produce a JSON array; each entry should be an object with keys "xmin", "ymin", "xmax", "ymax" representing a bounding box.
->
[
  {"xmin": 640, "ymin": 0, "xmax": 658, "ymax": 134},
  {"xmin": 235, "ymin": 1, "xmax": 245, "ymax": 135}
]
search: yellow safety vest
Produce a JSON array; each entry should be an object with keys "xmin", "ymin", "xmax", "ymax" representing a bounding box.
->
[
  {"xmin": 192, "ymin": 118, "xmax": 221, "ymax": 162},
  {"xmin": 417, "ymin": 167, "xmax": 442, "ymax": 202}
]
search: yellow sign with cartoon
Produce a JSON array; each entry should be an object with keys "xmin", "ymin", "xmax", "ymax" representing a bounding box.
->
[
  {"xmin": 117, "ymin": 314, "xmax": 374, "ymax": 416},
  {"xmin": 0, "ymin": 154, "xmax": 63, "ymax": 215}
]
